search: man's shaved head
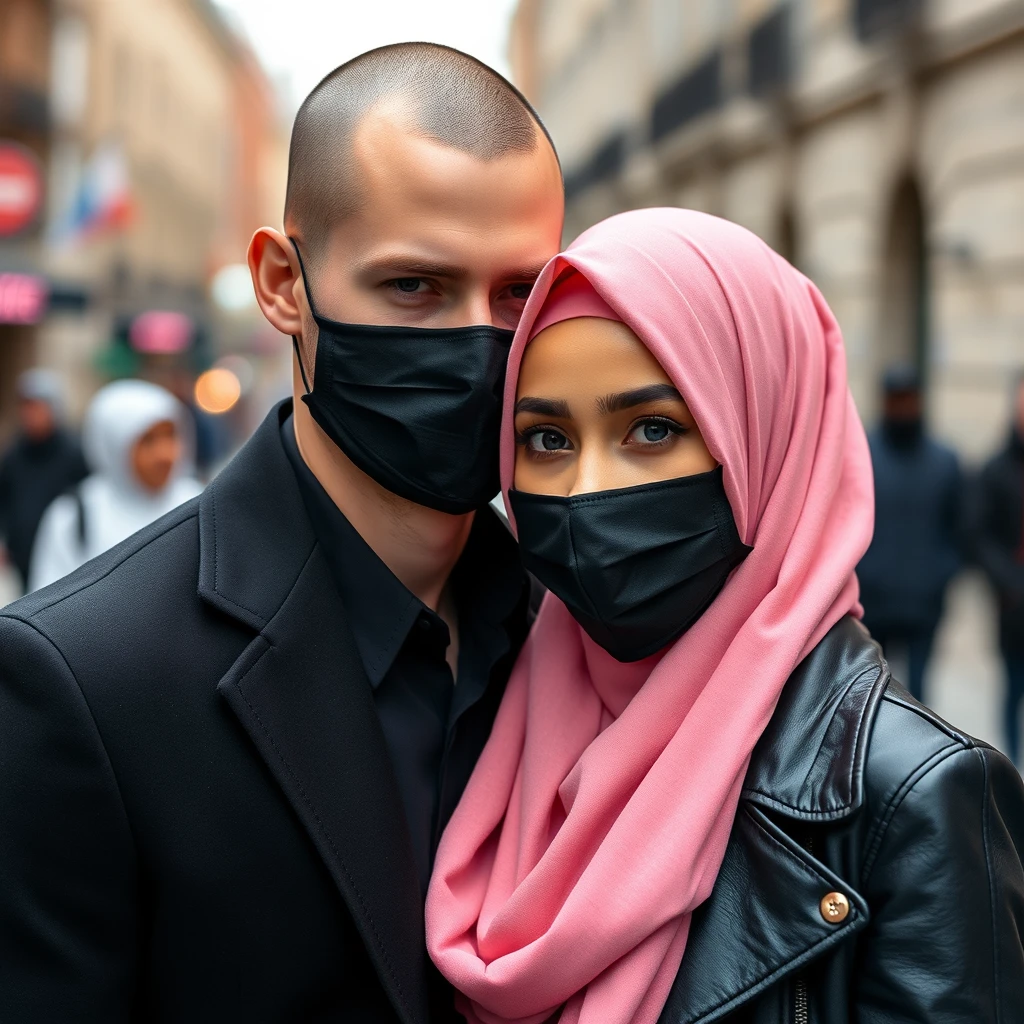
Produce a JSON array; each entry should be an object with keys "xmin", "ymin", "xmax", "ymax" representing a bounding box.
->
[{"xmin": 285, "ymin": 42, "xmax": 557, "ymax": 259}]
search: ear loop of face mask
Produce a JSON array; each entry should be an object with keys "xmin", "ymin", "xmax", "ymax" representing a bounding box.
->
[{"xmin": 288, "ymin": 238, "xmax": 314, "ymax": 396}]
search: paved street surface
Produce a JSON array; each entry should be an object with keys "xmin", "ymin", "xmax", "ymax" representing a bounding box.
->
[
  {"xmin": 926, "ymin": 572, "xmax": 1016, "ymax": 765},
  {"xmin": 1, "ymin": 563, "xmax": 1018, "ymax": 771}
]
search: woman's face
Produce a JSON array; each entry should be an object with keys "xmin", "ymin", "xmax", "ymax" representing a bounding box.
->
[
  {"xmin": 132, "ymin": 419, "xmax": 181, "ymax": 492},
  {"xmin": 513, "ymin": 316, "xmax": 716, "ymax": 496}
]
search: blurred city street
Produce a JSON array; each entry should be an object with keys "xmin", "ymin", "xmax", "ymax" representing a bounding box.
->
[{"xmin": 1, "ymin": 2, "xmax": 1023, "ymax": 1015}]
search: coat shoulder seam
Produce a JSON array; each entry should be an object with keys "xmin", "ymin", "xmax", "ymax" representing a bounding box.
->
[
  {"xmin": 10, "ymin": 507, "xmax": 199, "ymax": 619},
  {"xmin": 879, "ymin": 691, "xmax": 974, "ymax": 745},
  {"xmin": 860, "ymin": 741, "xmax": 972, "ymax": 884}
]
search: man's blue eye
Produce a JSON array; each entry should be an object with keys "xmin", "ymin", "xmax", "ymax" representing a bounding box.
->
[{"xmin": 394, "ymin": 279, "xmax": 421, "ymax": 293}]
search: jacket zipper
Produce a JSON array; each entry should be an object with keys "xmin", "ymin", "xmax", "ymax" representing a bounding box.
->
[
  {"xmin": 794, "ymin": 833, "xmax": 814, "ymax": 1024},
  {"xmin": 794, "ymin": 979, "xmax": 809, "ymax": 1024}
]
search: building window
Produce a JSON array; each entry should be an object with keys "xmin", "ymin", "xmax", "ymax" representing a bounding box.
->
[{"xmin": 652, "ymin": 48, "xmax": 724, "ymax": 142}]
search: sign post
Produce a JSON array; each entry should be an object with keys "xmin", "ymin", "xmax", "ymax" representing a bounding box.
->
[{"xmin": 0, "ymin": 143, "xmax": 44, "ymax": 238}]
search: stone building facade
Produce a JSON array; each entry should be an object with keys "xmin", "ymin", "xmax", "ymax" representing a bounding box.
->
[{"xmin": 510, "ymin": 0, "xmax": 1024, "ymax": 456}]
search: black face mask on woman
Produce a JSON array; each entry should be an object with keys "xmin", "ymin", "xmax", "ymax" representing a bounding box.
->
[
  {"xmin": 509, "ymin": 467, "xmax": 751, "ymax": 662},
  {"xmin": 289, "ymin": 240, "xmax": 514, "ymax": 515}
]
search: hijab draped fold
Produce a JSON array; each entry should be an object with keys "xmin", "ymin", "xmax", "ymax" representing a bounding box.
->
[{"xmin": 426, "ymin": 209, "xmax": 874, "ymax": 1024}]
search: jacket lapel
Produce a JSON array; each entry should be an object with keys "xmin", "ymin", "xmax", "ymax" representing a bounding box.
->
[
  {"xmin": 660, "ymin": 806, "xmax": 867, "ymax": 1024},
  {"xmin": 660, "ymin": 618, "xmax": 889, "ymax": 1024},
  {"xmin": 198, "ymin": 403, "xmax": 428, "ymax": 1024}
]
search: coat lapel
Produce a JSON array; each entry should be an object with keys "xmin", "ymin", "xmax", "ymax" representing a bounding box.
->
[{"xmin": 198, "ymin": 404, "xmax": 428, "ymax": 1024}]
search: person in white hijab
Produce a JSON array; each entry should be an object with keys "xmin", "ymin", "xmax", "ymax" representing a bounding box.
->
[{"xmin": 28, "ymin": 380, "xmax": 202, "ymax": 592}]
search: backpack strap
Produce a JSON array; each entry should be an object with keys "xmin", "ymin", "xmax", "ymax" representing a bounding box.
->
[{"xmin": 70, "ymin": 486, "xmax": 87, "ymax": 552}]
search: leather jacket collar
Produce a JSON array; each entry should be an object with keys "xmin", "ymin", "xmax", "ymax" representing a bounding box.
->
[
  {"xmin": 743, "ymin": 616, "xmax": 889, "ymax": 821},
  {"xmin": 660, "ymin": 617, "xmax": 889, "ymax": 1023}
]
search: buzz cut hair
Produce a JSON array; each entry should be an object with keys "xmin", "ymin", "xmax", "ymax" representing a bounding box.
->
[{"xmin": 284, "ymin": 42, "xmax": 558, "ymax": 260}]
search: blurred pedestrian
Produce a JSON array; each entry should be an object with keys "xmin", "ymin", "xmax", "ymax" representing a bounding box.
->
[
  {"xmin": 0, "ymin": 370, "xmax": 89, "ymax": 594},
  {"xmin": 857, "ymin": 365, "xmax": 963, "ymax": 701},
  {"xmin": 973, "ymin": 373, "xmax": 1024, "ymax": 765},
  {"xmin": 27, "ymin": 380, "xmax": 201, "ymax": 592}
]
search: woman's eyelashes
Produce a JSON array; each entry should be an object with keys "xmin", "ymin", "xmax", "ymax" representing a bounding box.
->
[
  {"xmin": 516, "ymin": 415, "xmax": 689, "ymax": 459},
  {"xmin": 517, "ymin": 425, "xmax": 573, "ymax": 455},
  {"xmin": 624, "ymin": 416, "xmax": 688, "ymax": 449}
]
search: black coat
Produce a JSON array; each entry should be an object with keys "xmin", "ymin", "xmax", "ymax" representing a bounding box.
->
[
  {"xmin": 0, "ymin": 403, "xmax": 519, "ymax": 1024},
  {"xmin": 857, "ymin": 427, "xmax": 963, "ymax": 630},
  {"xmin": 0, "ymin": 427, "xmax": 88, "ymax": 586},
  {"xmin": 660, "ymin": 617, "xmax": 1024, "ymax": 1023},
  {"xmin": 971, "ymin": 432, "xmax": 1024, "ymax": 653}
]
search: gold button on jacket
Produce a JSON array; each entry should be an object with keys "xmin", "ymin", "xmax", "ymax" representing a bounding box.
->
[{"xmin": 820, "ymin": 891, "xmax": 850, "ymax": 924}]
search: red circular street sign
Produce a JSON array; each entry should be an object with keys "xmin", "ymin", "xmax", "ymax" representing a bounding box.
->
[{"xmin": 0, "ymin": 143, "xmax": 43, "ymax": 237}]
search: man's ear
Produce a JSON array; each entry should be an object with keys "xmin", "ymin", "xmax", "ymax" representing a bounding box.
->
[{"xmin": 248, "ymin": 227, "xmax": 304, "ymax": 337}]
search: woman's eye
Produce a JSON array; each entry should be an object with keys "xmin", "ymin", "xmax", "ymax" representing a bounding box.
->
[
  {"xmin": 509, "ymin": 283, "xmax": 532, "ymax": 300},
  {"xmin": 626, "ymin": 418, "xmax": 684, "ymax": 446},
  {"xmin": 525, "ymin": 428, "xmax": 572, "ymax": 453}
]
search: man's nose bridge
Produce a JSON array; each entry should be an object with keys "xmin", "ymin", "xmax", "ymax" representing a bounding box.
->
[{"xmin": 462, "ymin": 289, "xmax": 497, "ymax": 327}]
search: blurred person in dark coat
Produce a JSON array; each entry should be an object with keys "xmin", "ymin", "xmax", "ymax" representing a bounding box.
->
[
  {"xmin": 973, "ymin": 373, "xmax": 1024, "ymax": 765},
  {"xmin": 0, "ymin": 370, "xmax": 88, "ymax": 594},
  {"xmin": 858, "ymin": 365, "xmax": 963, "ymax": 702}
]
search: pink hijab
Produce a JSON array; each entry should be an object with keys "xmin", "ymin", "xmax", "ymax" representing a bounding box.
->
[{"xmin": 426, "ymin": 209, "xmax": 874, "ymax": 1024}]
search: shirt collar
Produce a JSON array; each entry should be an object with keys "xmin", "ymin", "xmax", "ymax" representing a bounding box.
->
[{"xmin": 281, "ymin": 413, "xmax": 525, "ymax": 687}]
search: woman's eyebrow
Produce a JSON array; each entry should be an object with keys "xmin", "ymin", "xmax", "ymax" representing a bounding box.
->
[
  {"xmin": 515, "ymin": 397, "xmax": 572, "ymax": 418},
  {"xmin": 598, "ymin": 384, "xmax": 681, "ymax": 414}
]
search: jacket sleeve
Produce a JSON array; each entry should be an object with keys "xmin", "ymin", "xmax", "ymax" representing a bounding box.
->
[
  {"xmin": 855, "ymin": 742, "xmax": 1024, "ymax": 1023},
  {"xmin": 0, "ymin": 614, "xmax": 138, "ymax": 1021}
]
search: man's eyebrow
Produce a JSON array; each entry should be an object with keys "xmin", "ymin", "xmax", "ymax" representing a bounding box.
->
[
  {"xmin": 598, "ymin": 384, "xmax": 682, "ymax": 414},
  {"xmin": 514, "ymin": 396, "xmax": 572, "ymax": 418},
  {"xmin": 505, "ymin": 265, "xmax": 547, "ymax": 281},
  {"xmin": 357, "ymin": 255, "xmax": 468, "ymax": 279},
  {"xmin": 356, "ymin": 256, "xmax": 547, "ymax": 283}
]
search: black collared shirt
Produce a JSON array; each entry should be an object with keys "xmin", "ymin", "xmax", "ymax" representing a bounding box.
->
[{"xmin": 282, "ymin": 415, "xmax": 528, "ymax": 894}]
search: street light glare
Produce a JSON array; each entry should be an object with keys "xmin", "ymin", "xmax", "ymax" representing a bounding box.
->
[
  {"xmin": 211, "ymin": 264, "xmax": 256, "ymax": 314},
  {"xmin": 195, "ymin": 367, "xmax": 242, "ymax": 415}
]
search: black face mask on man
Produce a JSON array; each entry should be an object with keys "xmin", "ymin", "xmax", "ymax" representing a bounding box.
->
[
  {"xmin": 289, "ymin": 240, "xmax": 514, "ymax": 515},
  {"xmin": 509, "ymin": 467, "xmax": 751, "ymax": 662}
]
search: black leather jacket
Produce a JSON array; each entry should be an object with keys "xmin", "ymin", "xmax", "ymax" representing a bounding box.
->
[{"xmin": 660, "ymin": 616, "xmax": 1024, "ymax": 1023}]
